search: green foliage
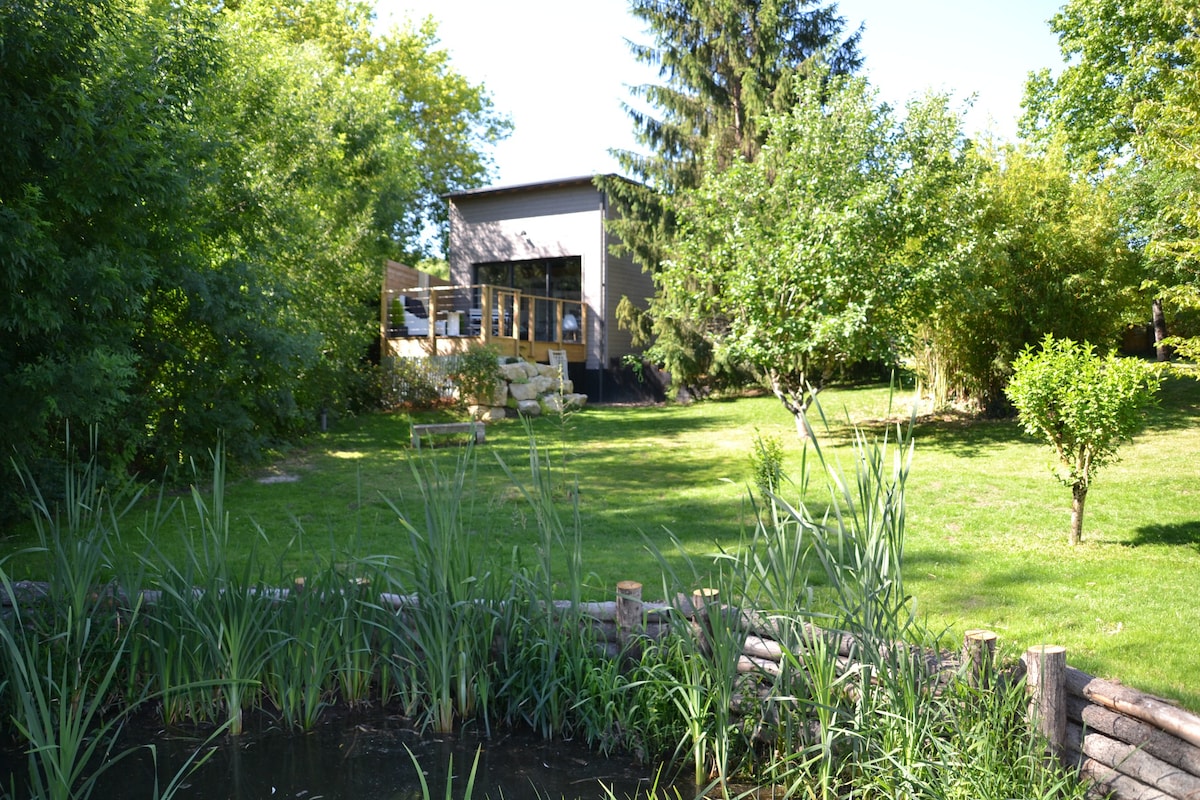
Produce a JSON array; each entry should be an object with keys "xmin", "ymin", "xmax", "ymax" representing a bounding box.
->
[
  {"xmin": 657, "ymin": 75, "xmax": 969, "ymax": 427},
  {"xmin": 749, "ymin": 428, "xmax": 785, "ymax": 499},
  {"xmin": 448, "ymin": 344, "xmax": 502, "ymax": 409},
  {"xmin": 914, "ymin": 143, "xmax": 1142, "ymax": 413},
  {"xmin": 1006, "ymin": 335, "xmax": 1161, "ymax": 544},
  {"xmin": 0, "ymin": 0, "xmax": 507, "ymax": 520},
  {"xmin": 600, "ymin": 0, "xmax": 861, "ymax": 272},
  {"xmin": 1022, "ymin": 0, "xmax": 1200, "ymax": 361}
]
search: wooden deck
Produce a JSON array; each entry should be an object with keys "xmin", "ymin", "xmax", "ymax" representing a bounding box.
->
[{"xmin": 382, "ymin": 283, "xmax": 587, "ymax": 363}]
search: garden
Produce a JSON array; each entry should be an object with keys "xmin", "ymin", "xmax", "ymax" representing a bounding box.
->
[{"xmin": 2, "ymin": 369, "xmax": 1196, "ymax": 798}]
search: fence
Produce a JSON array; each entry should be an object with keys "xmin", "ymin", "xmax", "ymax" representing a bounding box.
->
[
  {"xmin": 7, "ymin": 575, "xmax": 1197, "ymax": 798},
  {"xmin": 585, "ymin": 582, "xmax": 1200, "ymax": 800}
]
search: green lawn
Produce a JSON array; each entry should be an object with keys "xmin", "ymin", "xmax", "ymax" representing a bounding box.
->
[{"xmin": 4, "ymin": 376, "xmax": 1199, "ymax": 710}]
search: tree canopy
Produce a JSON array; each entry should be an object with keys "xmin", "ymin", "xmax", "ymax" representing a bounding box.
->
[
  {"xmin": 601, "ymin": 0, "xmax": 861, "ymax": 270},
  {"xmin": 653, "ymin": 75, "xmax": 969, "ymax": 431},
  {"xmin": 0, "ymin": 0, "xmax": 507, "ymax": 520},
  {"xmin": 914, "ymin": 143, "xmax": 1143, "ymax": 414},
  {"xmin": 1022, "ymin": 0, "xmax": 1200, "ymax": 360}
]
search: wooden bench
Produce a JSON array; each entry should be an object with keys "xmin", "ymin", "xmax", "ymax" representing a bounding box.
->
[{"xmin": 410, "ymin": 421, "xmax": 485, "ymax": 450}]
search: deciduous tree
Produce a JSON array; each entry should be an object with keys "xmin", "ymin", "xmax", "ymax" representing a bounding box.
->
[
  {"xmin": 914, "ymin": 143, "xmax": 1142, "ymax": 414},
  {"xmin": 655, "ymin": 76, "xmax": 969, "ymax": 433},
  {"xmin": 1006, "ymin": 336, "xmax": 1161, "ymax": 545},
  {"xmin": 1021, "ymin": 0, "xmax": 1200, "ymax": 361}
]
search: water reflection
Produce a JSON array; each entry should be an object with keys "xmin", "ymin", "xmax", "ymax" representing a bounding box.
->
[{"xmin": 4, "ymin": 713, "xmax": 688, "ymax": 799}]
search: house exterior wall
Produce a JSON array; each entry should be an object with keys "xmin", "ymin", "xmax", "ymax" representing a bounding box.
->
[
  {"xmin": 600, "ymin": 201, "xmax": 654, "ymax": 369},
  {"xmin": 448, "ymin": 179, "xmax": 652, "ymax": 372}
]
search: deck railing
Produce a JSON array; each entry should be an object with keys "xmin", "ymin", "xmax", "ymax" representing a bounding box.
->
[{"xmin": 383, "ymin": 284, "xmax": 584, "ymax": 348}]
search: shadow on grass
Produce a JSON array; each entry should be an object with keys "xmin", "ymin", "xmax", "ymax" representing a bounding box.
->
[
  {"xmin": 1125, "ymin": 521, "xmax": 1200, "ymax": 551},
  {"xmin": 908, "ymin": 418, "xmax": 1023, "ymax": 459},
  {"xmin": 1143, "ymin": 374, "xmax": 1200, "ymax": 433}
]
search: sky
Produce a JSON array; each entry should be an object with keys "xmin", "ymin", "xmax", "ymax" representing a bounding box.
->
[{"xmin": 374, "ymin": 0, "xmax": 1068, "ymax": 188}]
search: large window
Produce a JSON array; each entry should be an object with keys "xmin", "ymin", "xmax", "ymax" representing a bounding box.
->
[{"xmin": 474, "ymin": 257, "xmax": 581, "ymax": 300}]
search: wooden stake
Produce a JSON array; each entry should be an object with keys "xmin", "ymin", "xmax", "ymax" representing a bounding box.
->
[
  {"xmin": 962, "ymin": 629, "xmax": 997, "ymax": 688},
  {"xmin": 616, "ymin": 581, "xmax": 643, "ymax": 648},
  {"xmin": 1025, "ymin": 645, "xmax": 1068, "ymax": 756}
]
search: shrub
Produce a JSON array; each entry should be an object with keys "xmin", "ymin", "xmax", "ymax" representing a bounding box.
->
[{"xmin": 449, "ymin": 343, "xmax": 501, "ymax": 407}]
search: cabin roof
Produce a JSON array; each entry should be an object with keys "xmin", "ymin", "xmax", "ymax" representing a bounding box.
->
[{"xmin": 443, "ymin": 174, "xmax": 636, "ymax": 201}]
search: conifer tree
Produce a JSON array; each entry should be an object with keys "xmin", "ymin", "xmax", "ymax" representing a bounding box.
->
[{"xmin": 600, "ymin": 0, "xmax": 861, "ymax": 269}]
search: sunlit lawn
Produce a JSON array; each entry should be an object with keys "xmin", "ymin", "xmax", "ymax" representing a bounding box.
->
[{"xmin": 3, "ymin": 374, "xmax": 1199, "ymax": 710}]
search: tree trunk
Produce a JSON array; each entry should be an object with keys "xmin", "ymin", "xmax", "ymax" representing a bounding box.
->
[
  {"xmin": 1070, "ymin": 483, "xmax": 1087, "ymax": 546},
  {"xmin": 768, "ymin": 371, "xmax": 815, "ymax": 440},
  {"xmin": 1153, "ymin": 297, "xmax": 1169, "ymax": 362}
]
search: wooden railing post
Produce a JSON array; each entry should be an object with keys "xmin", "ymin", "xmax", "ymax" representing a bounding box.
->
[
  {"xmin": 963, "ymin": 629, "xmax": 998, "ymax": 688},
  {"xmin": 427, "ymin": 288, "xmax": 438, "ymax": 343},
  {"xmin": 1025, "ymin": 644, "xmax": 1068, "ymax": 756}
]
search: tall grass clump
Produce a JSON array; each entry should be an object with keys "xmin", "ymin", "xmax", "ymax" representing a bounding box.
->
[
  {"xmin": 493, "ymin": 427, "xmax": 601, "ymax": 740},
  {"xmin": 0, "ymin": 436, "xmax": 213, "ymax": 800},
  {"xmin": 0, "ymin": 441, "xmax": 141, "ymax": 800},
  {"xmin": 371, "ymin": 445, "xmax": 499, "ymax": 734},
  {"xmin": 140, "ymin": 445, "xmax": 280, "ymax": 736},
  {"xmin": 633, "ymin": 401, "xmax": 1089, "ymax": 798}
]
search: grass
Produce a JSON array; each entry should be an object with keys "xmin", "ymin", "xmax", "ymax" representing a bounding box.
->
[{"xmin": 2, "ymin": 374, "xmax": 1198, "ymax": 712}]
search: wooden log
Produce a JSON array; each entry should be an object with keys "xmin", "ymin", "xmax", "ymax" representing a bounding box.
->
[
  {"xmin": 1071, "ymin": 722, "xmax": 1200, "ymax": 799},
  {"xmin": 743, "ymin": 633, "xmax": 785, "ymax": 663},
  {"xmin": 1071, "ymin": 749, "xmax": 1174, "ymax": 800},
  {"xmin": 739, "ymin": 609, "xmax": 854, "ymax": 657},
  {"xmin": 1025, "ymin": 645, "xmax": 1068, "ymax": 756},
  {"xmin": 1069, "ymin": 695, "xmax": 1200, "ymax": 780},
  {"xmin": 616, "ymin": 581, "xmax": 642, "ymax": 649},
  {"xmin": 1067, "ymin": 668, "xmax": 1200, "ymax": 751},
  {"xmin": 738, "ymin": 654, "xmax": 782, "ymax": 678},
  {"xmin": 691, "ymin": 587, "xmax": 719, "ymax": 618},
  {"xmin": 963, "ymin": 629, "xmax": 997, "ymax": 688}
]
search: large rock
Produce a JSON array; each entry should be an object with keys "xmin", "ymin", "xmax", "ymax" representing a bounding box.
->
[
  {"xmin": 469, "ymin": 379, "xmax": 506, "ymax": 407},
  {"xmin": 468, "ymin": 405, "xmax": 506, "ymax": 422},
  {"xmin": 509, "ymin": 381, "xmax": 541, "ymax": 402},
  {"xmin": 498, "ymin": 361, "xmax": 529, "ymax": 382},
  {"xmin": 529, "ymin": 375, "xmax": 555, "ymax": 395},
  {"xmin": 541, "ymin": 393, "xmax": 588, "ymax": 414},
  {"xmin": 516, "ymin": 399, "xmax": 542, "ymax": 416}
]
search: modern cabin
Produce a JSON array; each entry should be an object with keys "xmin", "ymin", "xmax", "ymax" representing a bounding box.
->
[{"xmin": 381, "ymin": 176, "xmax": 658, "ymax": 401}]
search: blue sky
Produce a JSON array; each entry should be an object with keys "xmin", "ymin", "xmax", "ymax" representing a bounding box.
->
[{"xmin": 376, "ymin": 0, "xmax": 1066, "ymax": 187}]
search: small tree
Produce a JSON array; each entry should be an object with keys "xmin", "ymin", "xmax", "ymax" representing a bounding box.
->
[{"xmin": 1006, "ymin": 336, "xmax": 1161, "ymax": 545}]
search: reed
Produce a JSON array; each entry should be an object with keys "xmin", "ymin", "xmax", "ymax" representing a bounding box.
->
[
  {"xmin": 142, "ymin": 445, "xmax": 280, "ymax": 736},
  {"xmin": 371, "ymin": 444, "xmax": 499, "ymax": 734},
  {"xmin": 261, "ymin": 565, "xmax": 342, "ymax": 730},
  {"xmin": 492, "ymin": 427, "xmax": 619, "ymax": 744},
  {"xmin": 0, "ymin": 439, "xmax": 215, "ymax": 800}
]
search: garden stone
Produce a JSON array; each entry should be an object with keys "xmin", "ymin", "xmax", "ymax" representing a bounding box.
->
[
  {"xmin": 469, "ymin": 405, "xmax": 506, "ymax": 422},
  {"xmin": 509, "ymin": 381, "xmax": 540, "ymax": 402},
  {"xmin": 499, "ymin": 362, "xmax": 528, "ymax": 382},
  {"xmin": 516, "ymin": 399, "xmax": 542, "ymax": 416}
]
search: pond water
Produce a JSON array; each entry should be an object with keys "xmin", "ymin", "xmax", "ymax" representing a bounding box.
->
[{"xmin": 2, "ymin": 712, "xmax": 691, "ymax": 799}]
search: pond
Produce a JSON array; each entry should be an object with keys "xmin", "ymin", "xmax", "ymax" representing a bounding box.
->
[{"xmin": 1, "ymin": 711, "xmax": 691, "ymax": 800}]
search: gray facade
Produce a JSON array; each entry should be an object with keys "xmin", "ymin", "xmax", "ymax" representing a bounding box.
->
[{"xmin": 447, "ymin": 176, "xmax": 654, "ymax": 378}]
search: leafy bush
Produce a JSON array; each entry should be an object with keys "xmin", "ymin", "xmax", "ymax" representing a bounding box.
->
[
  {"xmin": 448, "ymin": 343, "xmax": 502, "ymax": 407},
  {"xmin": 1006, "ymin": 335, "xmax": 1161, "ymax": 544}
]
